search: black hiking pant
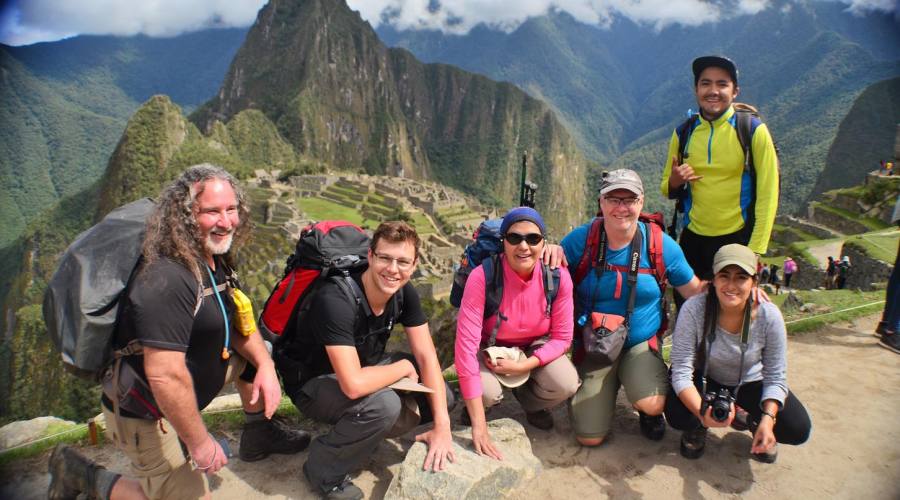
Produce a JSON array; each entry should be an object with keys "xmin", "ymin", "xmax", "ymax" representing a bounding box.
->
[
  {"xmin": 674, "ymin": 227, "xmax": 748, "ymax": 309},
  {"xmin": 665, "ymin": 376, "xmax": 811, "ymax": 446}
]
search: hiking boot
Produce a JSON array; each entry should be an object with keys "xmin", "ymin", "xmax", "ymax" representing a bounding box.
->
[
  {"xmin": 48, "ymin": 444, "xmax": 98, "ymax": 500},
  {"xmin": 752, "ymin": 444, "xmax": 778, "ymax": 464},
  {"xmin": 239, "ymin": 417, "xmax": 311, "ymax": 462},
  {"xmin": 525, "ymin": 409, "xmax": 554, "ymax": 430},
  {"xmin": 638, "ymin": 412, "xmax": 665, "ymax": 441},
  {"xmin": 679, "ymin": 427, "xmax": 707, "ymax": 460},
  {"xmin": 731, "ymin": 406, "xmax": 750, "ymax": 432},
  {"xmin": 304, "ymin": 461, "xmax": 363, "ymax": 500},
  {"xmin": 879, "ymin": 331, "xmax": 900, "ymax": 354}
]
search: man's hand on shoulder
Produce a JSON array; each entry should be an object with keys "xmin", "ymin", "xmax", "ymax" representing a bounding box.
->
[{"xmin": 415, "ymin": 424, "xmax": 455, "ymax": 472}]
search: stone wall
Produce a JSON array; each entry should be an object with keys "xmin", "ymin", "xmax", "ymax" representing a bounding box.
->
[
  {"xmin": 808, "ymin": 204, "xmax": 870, "ymax": 235},
  {"xmin": 784, "ymin": 253, "xmax": 826, "ymax": 290},
  {"xmin": 775, "ymin": 215, "xmax": 839, "ymax": 240},
  {"xmin": 841, "ymin": 241, "xmax": 894, "ymax": 290}
]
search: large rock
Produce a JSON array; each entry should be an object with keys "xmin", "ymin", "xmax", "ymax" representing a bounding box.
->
[
  {"xmin": 385, "ymin": 418, "xmax": 541, "ymax": 500},
  {"xmin": 0, "ymin": 416, "xmax": 77, "ymax": 450}
]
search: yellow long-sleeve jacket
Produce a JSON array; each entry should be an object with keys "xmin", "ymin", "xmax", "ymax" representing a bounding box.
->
[{"xmin": 660, "ymin": 106, "xmax": 779, "ymax": 254}]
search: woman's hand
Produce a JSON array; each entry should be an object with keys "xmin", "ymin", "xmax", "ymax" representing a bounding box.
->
[
  {"xmin": 471, "ymin": 423, "xmax": 503, "ymax": 460},
  {"xmin": 751, "ymin": 416, "xmax": 777, "ymax": 454},
  {"xmin": 700, "ymin": 404, "xmax": 735, "ymax": 429}
]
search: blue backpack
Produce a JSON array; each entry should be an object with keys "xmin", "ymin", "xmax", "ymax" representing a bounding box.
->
[{"xmin": 450, "ymin": 218, "xmax": 560, "ymax": 324}]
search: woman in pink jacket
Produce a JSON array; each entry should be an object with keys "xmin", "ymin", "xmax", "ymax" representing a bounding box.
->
[{"xmin": 455, "ymin": 207, "xmax": 577, "ymax": 460}]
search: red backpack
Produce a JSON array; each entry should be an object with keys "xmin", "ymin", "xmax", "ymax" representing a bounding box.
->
[
  {"xmin": 259, "ymin": 221, "xmax": 370, "ymax": 341},
  {"xmin": 572, "ymin": 212, "xmax": 669, "ymax": 354}
]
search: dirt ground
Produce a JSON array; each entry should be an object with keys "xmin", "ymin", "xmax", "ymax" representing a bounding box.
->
[{"xmin": 3, "ymin": 314, "xmax": 899, "ymax": 499}]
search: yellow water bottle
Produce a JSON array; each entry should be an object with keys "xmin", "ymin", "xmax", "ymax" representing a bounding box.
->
[{"xmin": 232, "ymin": 288, "xmax": 258, "ymax": 337}]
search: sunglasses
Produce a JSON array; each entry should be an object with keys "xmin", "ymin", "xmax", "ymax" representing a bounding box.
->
[{"xmin": 504, "ymin": 232, "xmax": 544, "ymax": 246}]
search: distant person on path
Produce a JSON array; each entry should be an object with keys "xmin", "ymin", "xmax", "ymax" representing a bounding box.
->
[
  {"xmin": 760, "ymin": 263, "xmax": 770, "ymax": 284},
  {"xmin": 275, "ymin": 221, "xmax": 455, "ymax": 499},
  {"xmin": 783, "ymin": 257, "xmax": 797, "ymax": 289},
  {"xmin": 768, "ymin": 263, "xmax": 781, "ymax": 295},
  {"xmin": 661, "ymin": 55, "xmax": 779, "ymax": 303},
  {"xmin": 666, "ymin": 244, "xmax": 811, "ymax": 463},
  {"xmin": 825, "ymin": 256, "xmax": 837, "ymax": 289},
  {"xmin": 455, "ymin": 207, "xmax": 577, "ymax": 459},
  {"xmin": 837, "ymin": 256, "xmax": 851, "ymax": 289},
  {"xmin": 48, "ymin": 165, "xmax": 310, "ymax": 500},
  {"xmin": 876, "ymin": 195, "xmax": 900, "ymax": 354},
  {"xmin": 561, "ymin": 169, "xmax": 702, "ymax": 447}
]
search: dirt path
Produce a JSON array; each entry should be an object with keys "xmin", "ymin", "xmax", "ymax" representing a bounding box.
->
[
  {"xmin": 3, "ymin": 314, "xmax": 899, "ymax": 499},
  {"xmin": 806, "ymin": 240, "xmax": 844, "ymax": 269}
]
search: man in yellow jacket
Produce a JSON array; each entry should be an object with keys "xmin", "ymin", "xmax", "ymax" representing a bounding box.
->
[{"xmin": 661, "ymin": 55, "xmax": 779, "ymax": 288}]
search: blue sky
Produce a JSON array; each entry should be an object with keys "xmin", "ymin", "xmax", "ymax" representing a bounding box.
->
[{"xmin": 1, "ymin": 0, "xmax": 896, "ymax": 46}]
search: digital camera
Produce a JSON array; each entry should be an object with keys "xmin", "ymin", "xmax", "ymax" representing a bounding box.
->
[{"xmin": 701, "ymin": 388, "xmax": 735, "ymax": 422}]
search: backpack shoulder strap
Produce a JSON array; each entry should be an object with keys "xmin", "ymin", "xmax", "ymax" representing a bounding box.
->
[
  {"xmin": 734, "ymin": 108, "xmax": 754, "ymax": 175},
  {"xmin": 574, "ymin": 217, "xmax": 604, "ymax": 287},
  {"xmin": 540, "ymin": 262, "xmax": 560, "ymax": 318},
  {"xmin": 482, "ymin": 254, "xmax": 503, "ymax": 320},
  {"xmin": 645, "ymin": 218, "xmax": 667, "ymax": 289},
  {"xmin": 676, "ymin": 114, "xmax": 698, "ymax": 164}
]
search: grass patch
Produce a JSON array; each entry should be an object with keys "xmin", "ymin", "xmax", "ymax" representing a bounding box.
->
[
  {"xmin": 297, "ymin": 197, "xmax": 365, "ymax": 225},
  {"xmin": 776, "ymin": 288, "xmax": 886, "ymax": 334},
  {"xmin": 813, "ymin": 203, "xmax": 889, "ymax": 231},
  {"xmin": 845, "ymin": 230, "xmax": 899, "ymax": 263}
]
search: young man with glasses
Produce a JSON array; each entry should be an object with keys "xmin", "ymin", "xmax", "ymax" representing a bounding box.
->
[{"xmin": 278, "ymin": 221, "xmax": 455, "ymax": 500}]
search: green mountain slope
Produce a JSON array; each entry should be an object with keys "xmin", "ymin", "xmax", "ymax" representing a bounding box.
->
[
  {"xmin": 192, "ymin": 0, "xmax": 587, "ymax": 231},
  {"xmin": 378, "ymin": 1, "xmax": 900, "ymax": 213},
  {"xmin": 0, "ymin": 29, "xmax": 247, "ymax": 248},
  {"xmin": 807, "ymin": 77, "xmax": 900, "ymax": 201}
]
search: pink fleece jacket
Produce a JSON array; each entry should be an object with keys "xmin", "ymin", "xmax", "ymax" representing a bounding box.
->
[{"xmin": 454, "ymin": 256, "xmax": 574, "ymax": 400}]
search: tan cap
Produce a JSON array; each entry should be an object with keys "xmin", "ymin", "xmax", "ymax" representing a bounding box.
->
[
  {"xmin": 599, "ymin": 169, "xmax": 644, "ymax": 196},
  {"xmin": 713, "ymin": 244, "xmax": 758, "ymax": 275},
  {"xmin": 483, "ymin": 346, "xmax": 530, "ymax": 388}
]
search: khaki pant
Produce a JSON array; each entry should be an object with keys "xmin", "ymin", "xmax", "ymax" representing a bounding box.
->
[
  {"xmin": 571, "ymin": 340, "xmax": 668, "ymax": 439},
  {"xmin": 479, "ymin": 343, "xmax": 580, "ymax": 413},
  {"xmin": 102, "ymin": 354, "xmax": 248, "ymax": 500}
]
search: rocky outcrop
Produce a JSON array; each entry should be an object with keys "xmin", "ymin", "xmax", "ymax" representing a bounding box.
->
[{"xmin": 385, "ymin": 418, "xmax": 541, "ymax": 500}]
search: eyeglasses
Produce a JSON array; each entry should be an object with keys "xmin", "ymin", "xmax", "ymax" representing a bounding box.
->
[
  {"xmin": 504, "ymin": 232, "xmax": 544, "ymax": 246},
  {"xmin": 372, "ymin": 252, "xmax": 415, "ymax": 271},
  {"xmin": 602, "ymin": 196, "xmax": 641, "ymax": 208}
]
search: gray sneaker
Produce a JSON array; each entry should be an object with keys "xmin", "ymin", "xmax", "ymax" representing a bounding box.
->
[{"xmin": 879, "ymin": 332, "xmax": 900, "ymax": 354}]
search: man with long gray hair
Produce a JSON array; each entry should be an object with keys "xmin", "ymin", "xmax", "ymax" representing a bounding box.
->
[{"xmin": 49, "ymin": 164, "xmax": 310, "ymax": 500}]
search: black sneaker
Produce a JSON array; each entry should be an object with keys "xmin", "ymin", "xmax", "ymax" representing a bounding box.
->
[
  {"xmin": 638, "ymin": 412, "xmax": 665, "ymax": 441},
  {"xmin": 752, "ymin": 444, "xmax": 778, "ymax": 463},
  {"xmin": 879, "ymin": 332, "xmax": 900, "ymax": 354},
  {"xmin": 48, "ymin": 444, "xmax": 98, "ymax": 500},
  {"xmin": 680, "ymin": 427, "xmax": 707, "ymax": 459},
  {"xmin": 239, "ymin": 416, "xmax": 311, "ymax": 462},
  {"xmin": 304, "ymin": 462, "xmax": 363, "ymax": 500},
  {"xmin": 525, "ymin": 409, "xmax": 554, "ymax": 430},
  {"xmin": 730, "ymin": 406, "xmax": 750, "ymax": 432}
]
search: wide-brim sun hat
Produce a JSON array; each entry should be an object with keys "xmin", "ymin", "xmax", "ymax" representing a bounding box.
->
[
  {"xmin": 482, "ymin": 346, "xmax": 530, "ymax": 388},
  {"xmin": 713, "ymin": 243, "xmax": 757, "ymax": 275}
]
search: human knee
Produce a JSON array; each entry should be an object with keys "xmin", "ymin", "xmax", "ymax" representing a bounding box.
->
[
  {"xmin": 634, "ymin": 395, "xmax": 665, "ymax": 416},
  {"xmin": 576, "ymin": 435, "xmax": 606, "ymax": 447},
  {"xmin": 365, "ymin": 390, "xmax": 403, "ymax": 431}
]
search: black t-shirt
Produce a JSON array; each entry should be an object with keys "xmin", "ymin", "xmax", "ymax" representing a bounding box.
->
[
  {"xmin": 105, "ymin": 257, "xmax": 235, "ymax": 418},
  {"xmin": 284, "ymin": 271, "xmax": 427, "ymax": 385}
]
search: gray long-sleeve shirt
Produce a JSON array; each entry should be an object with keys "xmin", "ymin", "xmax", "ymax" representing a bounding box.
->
[{"xmin": 670, "ymin": 293, "xmax": 789, "ymax": 408}]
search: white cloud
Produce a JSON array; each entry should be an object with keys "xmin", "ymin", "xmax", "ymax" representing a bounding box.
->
[
  {"xmin": 1, "ymin": 0, "xmax": 266, "ymax": 45},
  {"xmin": 347, "ymin": 0, "xmax": 897, "ymax": 33},
  {"xmin": 1, "ymin": 0, "xmax": 895, "ymax": 46}
]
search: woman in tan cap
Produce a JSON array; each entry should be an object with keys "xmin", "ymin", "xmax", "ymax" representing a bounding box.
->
[
  {"xmin": 666, "ymin": 244, "xmax": 811, "ymax": 463},
  {"xmin": 455, "ymin": 206, "xmax": 578, "ymax": 460}
]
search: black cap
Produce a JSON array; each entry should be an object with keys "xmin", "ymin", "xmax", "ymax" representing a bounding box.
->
[{"xmin": 692, "ymin": 55, "xmax": 738, "ymax": 86}]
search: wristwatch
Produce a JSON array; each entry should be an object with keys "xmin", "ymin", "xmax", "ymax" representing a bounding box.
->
[{"xmin": 761, "ymin": 409, "xmax": 777, "ymax": 424}]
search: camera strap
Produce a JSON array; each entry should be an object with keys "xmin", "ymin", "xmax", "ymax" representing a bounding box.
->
[{"xmin": 701, "ymin": 298, "xmax": 752, "ymax": 400}]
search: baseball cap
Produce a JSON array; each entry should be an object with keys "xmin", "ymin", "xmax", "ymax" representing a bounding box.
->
[
  {"xmin": 599, "ymin": 169, "xmax": 644, "ymax": 196},
  {"xmin": 692, "ymin": 55, "xmax": 739, "ymax": 86},
  {"xmin": 500, "ymin": 206, "xmax": 546, "ymax": 236},
  {"xmin": 713, "ymin": 244, "xmax": 757, "ymax": 275},
  {"xmin": 483, "ymin": 346, "xmax": 530, "ymax": 388}
]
